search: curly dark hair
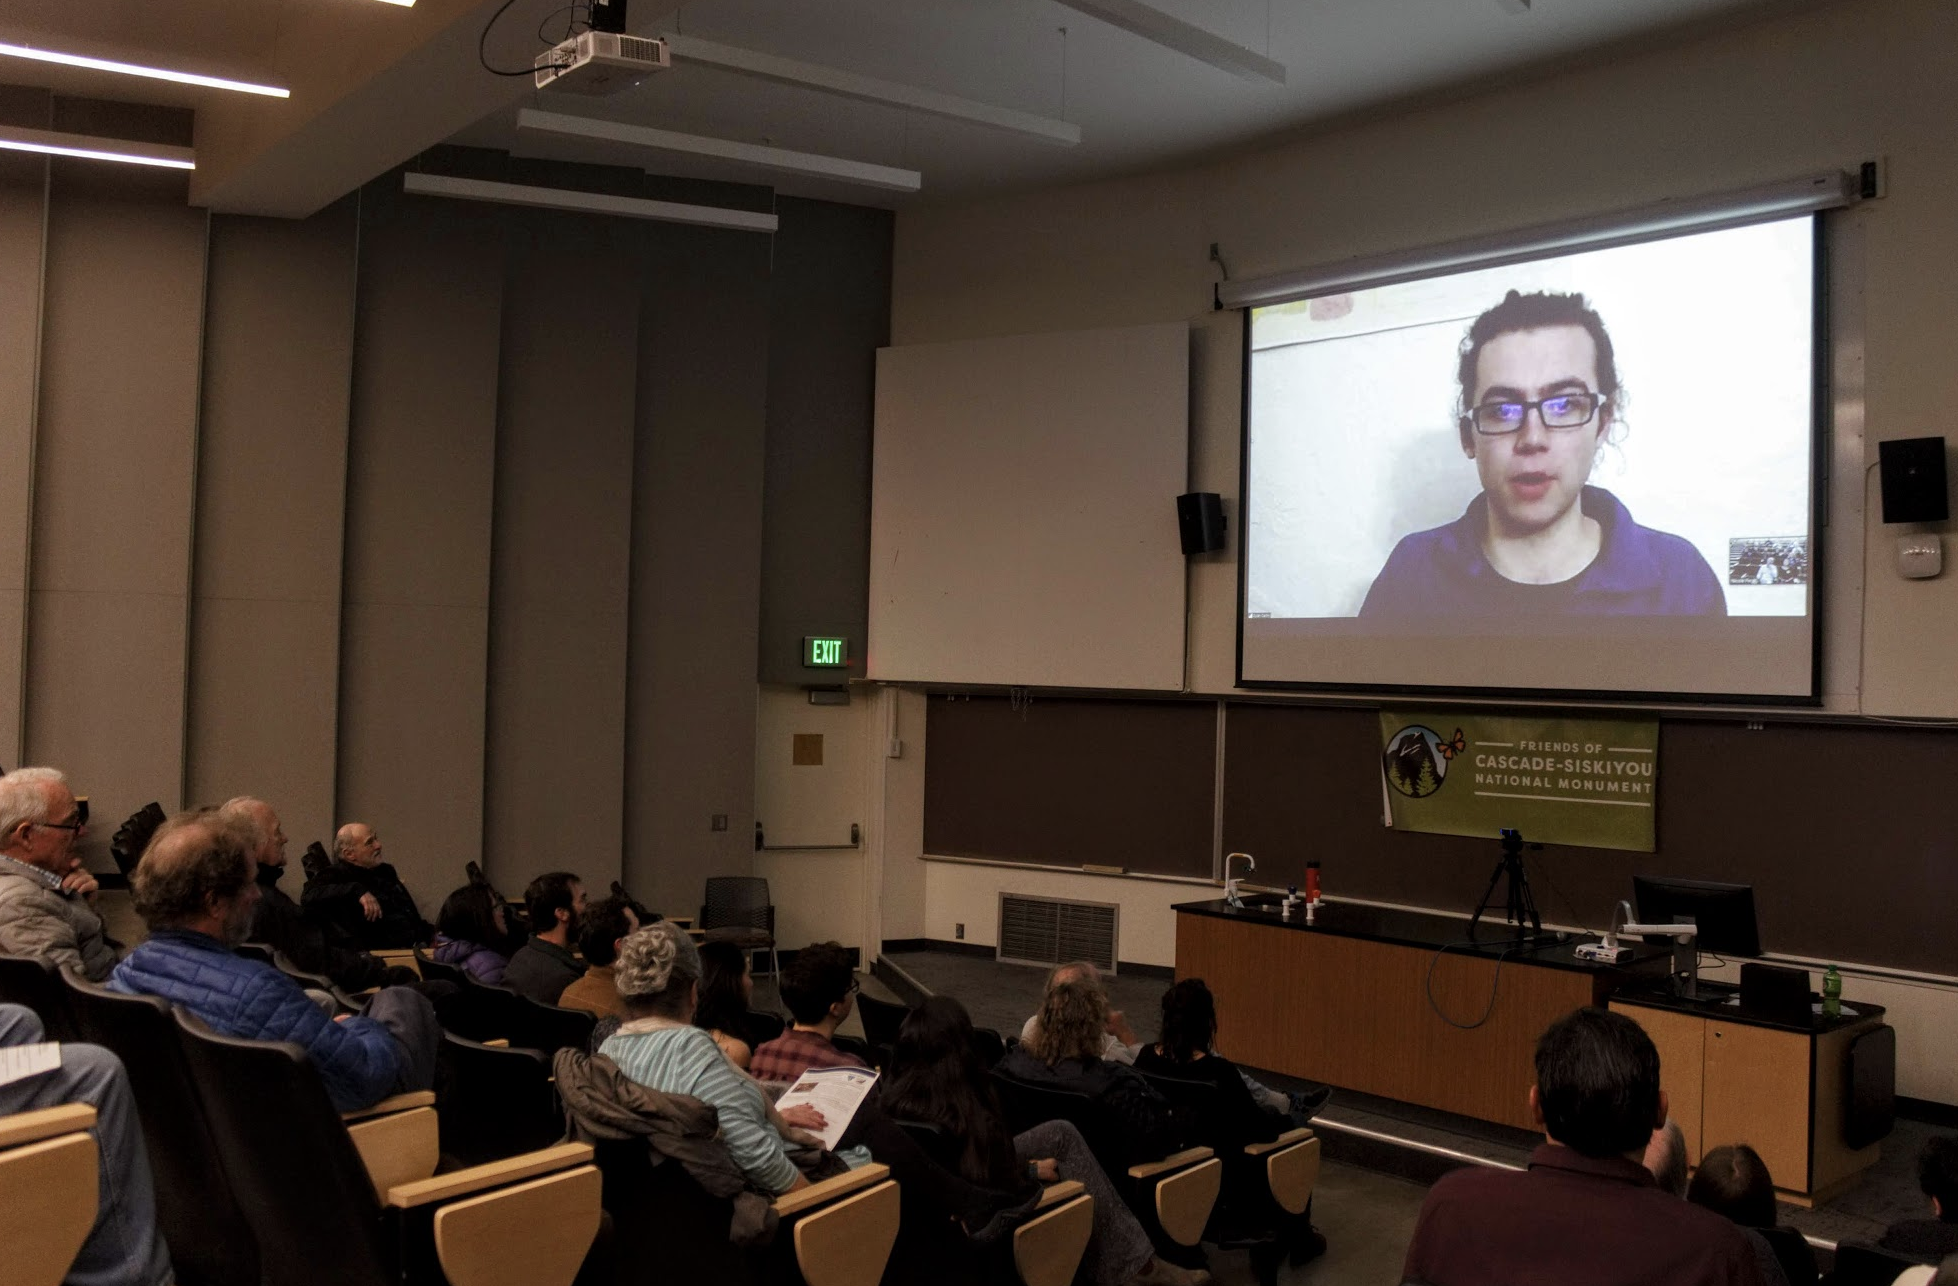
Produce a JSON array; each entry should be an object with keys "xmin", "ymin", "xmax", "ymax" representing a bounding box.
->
[{"xmin": 1456, "ymin": 289, "xmax": 1623, "ymax": 452}]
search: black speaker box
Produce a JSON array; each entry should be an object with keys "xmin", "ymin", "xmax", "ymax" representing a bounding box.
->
[
  {"xmin": 1177, "ymin": 492, "xmax": 1227, "ymax": 555},
  {"xmin": 1879, "ymin": 436, "xmax": 1949, "ymax": 524},
  {"xmin": 588, "ymin": 0, "xmax": 628, "ymax": 33}
]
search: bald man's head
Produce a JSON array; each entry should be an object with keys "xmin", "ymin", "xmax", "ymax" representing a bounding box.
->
[
  {"xmin": 335, "ymin": 823, "xmax": 382, "ymax": 868},
  {"xmin": 132, "ymin": 810, "xmax": 258, "ymax": 942},
  {"xmin": 219, "ymin": 797, "xmax": 286, "ymax": 868}
]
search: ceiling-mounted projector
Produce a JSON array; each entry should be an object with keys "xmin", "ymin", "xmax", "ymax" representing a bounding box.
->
[{"xmin": 533, "ymin": 32, "xmax": 670, "ymax": 95}]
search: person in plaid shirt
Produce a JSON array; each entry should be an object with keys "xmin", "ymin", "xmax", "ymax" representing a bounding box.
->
[{"xmin": 746, "ymin": 941, "xmax": 867, "ymax": 1084}]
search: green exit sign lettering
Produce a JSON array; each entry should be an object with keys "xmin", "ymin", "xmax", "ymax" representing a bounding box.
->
[{"xmin": 803, "ymin": 636, "xmax": 848, "ymax": 668}]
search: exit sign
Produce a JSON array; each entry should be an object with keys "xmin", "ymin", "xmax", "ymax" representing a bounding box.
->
[{"xmin": 803, "ymin": 636, "xmax": 848, "ymax": 668}]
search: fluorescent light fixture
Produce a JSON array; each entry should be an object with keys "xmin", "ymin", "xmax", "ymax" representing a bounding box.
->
[
  {"xmin": 371, "ymin": 0, "xmax": 416, "ymax": 5},
  {"xmin": 402, "ymin": 172, "xmax": 778, "ymax": 232},
  {"xmin": 664, "ymin": 34, "xmax": 1080, "ymax": 147},
  {"xmin": 518, "ymin": 107, "xmax": 922, "ymax": 192},
  {"xmin": 0, "ymin": 40, "xmax": 289, "ymax": 97},
  {"xmin": 0, "ymin": 125, "xmax": 194, "ymax": 170},
  {"xmin": 1051, "ymin": 0, "xmax": 1285, "ymax": 84}
]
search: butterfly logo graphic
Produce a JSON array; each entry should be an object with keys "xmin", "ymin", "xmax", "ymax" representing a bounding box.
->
[{"xmin": 1435, "ymin": 729, "xmax": 1467, "ymax": 762}]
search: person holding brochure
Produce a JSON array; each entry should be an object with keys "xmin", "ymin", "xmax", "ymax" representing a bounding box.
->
[
  {"xmin": 1360, "ymin": 290, "xmax": 1725, "ymax": 617},
  {"xmin": 601, "ymin": 922, "xmax": 832, "ymax": 1195}
]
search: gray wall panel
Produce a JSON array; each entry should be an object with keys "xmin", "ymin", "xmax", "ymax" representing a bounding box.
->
[
  {"xmin": 0, "ymin": 151, "xmax": 45, "ymax": 767},
  {"xmin": 484, "ymin": 212, "xmax": 637, "ymax": 897},
  {"xmin": 338, "ymin": 191, "xmax": 503, "ymax": 913},
  {"xmin": 27, "ymin": 163, "xmax": 205, "ymax": 848},
  {"xmin": 625, "ymin": 224, "xmax": 771, "ymax": 914},
  {"xmin": 188, "ymin": 201, "xmax": 357, "ymax": 843},
  {"xmin": 758, "ymin": 198, "xmax": 891, "ymax": 687}
]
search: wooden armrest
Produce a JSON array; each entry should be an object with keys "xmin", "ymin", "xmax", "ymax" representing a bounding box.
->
[
  {"xmin": 387, "ymin": 1142, "xmax": 596, "ymax": 1209},
  {"xmin": 372, "ymin": 949, "xmax": 418, "ymax": 962},
  {"xmin": 770, "ymin": 1162, "xmax": 891, "ymax": 1218},
  {"xmin": 1126, "ymin": 1145, "xmax": 1214, "ymax": 1180},
  {"xmin": 1014, "ymin": 1190, "xmax": 1094, "ymax": 1286},
  {"xmin": 1244, "ymin": 1127, "xmax": 1312, "ymax": 1157},
  {"xmin": 1150, "ymin": 1156, "xmax": 1222, "ymax": 1246},
  {"xmin": 666, "ymin": 917, "xmax": 693, "ymax": 928},
  {"xmin": 1033, "ymin": 1179, "xmax": 1085, "ymax": 1210},
  {"xmin": 791, "ymin": 1180, "xmax": 900, "ymax": 1286},
  {"xmin": 482, "ymin": 1038, "xmax": 510, "ymax": 1048},
  {"xmin": 432, "ymin": 1166, "xmax": 602, "ymax": 1286},
  {"xmin": 0, "ymin": 1104, "xmax": 96, "ymax": 1149},
  {"xmin": 348, "ymin": 1106, "xmax": 440, "ymax": 1196},
  {"xmin": 341, "ymin": 1090, "xmax": 437, "ymax": 1122}
]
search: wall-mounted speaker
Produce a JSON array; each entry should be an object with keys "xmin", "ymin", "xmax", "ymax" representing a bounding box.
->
[
  {"xmin": 1879, "ymin": 436, "xmax": 1949, "ymax": 524},
  {"xmin": 1176, "ymin": 492, "xmax": 1227, "ymax": 555}
]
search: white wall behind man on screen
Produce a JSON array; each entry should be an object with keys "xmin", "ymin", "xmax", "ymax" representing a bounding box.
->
[{"xmin": 1246, "ymin": 218, "xmax": 1815, "ymax": 619}]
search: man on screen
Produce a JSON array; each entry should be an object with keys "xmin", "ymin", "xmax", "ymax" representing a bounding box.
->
[{"xmin": 1359, "ymin": 290, "xmax": 1725, "ymax": 617}]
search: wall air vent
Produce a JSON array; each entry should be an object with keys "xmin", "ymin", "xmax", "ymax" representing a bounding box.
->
[{"xmin": 997, "ymin": 893, "xmax": 1118, "ymax": 974}]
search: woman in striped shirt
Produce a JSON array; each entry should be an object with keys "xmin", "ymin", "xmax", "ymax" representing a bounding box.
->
[{"xmin": 601, "ymin": 921, "xmax": 825, "ymax": 1195}]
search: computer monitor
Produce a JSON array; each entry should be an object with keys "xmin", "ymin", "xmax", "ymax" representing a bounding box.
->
[{"xmin": 1631, "ymin": 876, "xmax": 1762, "ymax": 958}]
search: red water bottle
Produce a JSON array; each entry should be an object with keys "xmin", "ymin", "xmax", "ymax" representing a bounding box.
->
[{"xmin": 1304, "ymin": 861, "xmax": 1322, "ymax": 905}]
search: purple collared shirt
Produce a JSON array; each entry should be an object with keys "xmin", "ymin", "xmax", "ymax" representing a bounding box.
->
[{"xmin": 1359, "ymin": 486, "xmax": 1728, "ymax": 617}]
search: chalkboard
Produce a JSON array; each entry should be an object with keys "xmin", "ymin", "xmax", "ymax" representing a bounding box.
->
[
  {"xmin": 1221, "ymin": 702, "xmax": 1952, "ymax": 977},
  {"xmin": 923, "ymin": 694, "xmax": 1216, "ymax": 878},
  {"xmin": 921, "ymin": 691, "xmax": 1956, "ymax": 974}
]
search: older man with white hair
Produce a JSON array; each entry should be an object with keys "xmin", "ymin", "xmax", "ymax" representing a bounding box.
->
[
  {"xmin": 221, "ymin": 796, "xmax": 400, "ymax": 992},
  {"xmin": 0, "ymin": 766, "xmax": 119, "ymax": 980}
]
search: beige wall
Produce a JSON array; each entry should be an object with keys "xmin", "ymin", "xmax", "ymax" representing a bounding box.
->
[{"xmin": 892, "ymin": 0, "xmax": 1958, "ymax": 717}]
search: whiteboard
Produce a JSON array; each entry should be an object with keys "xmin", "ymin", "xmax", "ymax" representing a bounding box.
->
[{"xmin": 869, "ymin": 323, "xmax": 1188, "ymax": 690}]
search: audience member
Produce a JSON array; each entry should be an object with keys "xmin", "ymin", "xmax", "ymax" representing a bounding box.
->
[
  {"xmin": 1881, "ymin": 1136, "xmax": 1958, "ymax": 1260},
  {"xmin": 431, "ymin": 879, "xmax": 515, "ymax": 985},
  {"xmin": 1023, "ymin": 960, "xmax": 1324, "ymax": 1120},
  {"xmin": 1134, "ymin": 978, "xmax": 1285, "ymax": 1150},
  {"xmin": 749, "ymin": 941, "xmax": 867, "ymax": 1083},
  {"xmin": 0, "ymin": 1001, "xmax": 173, "ymax": 1286},
  {"xmin": 0, "ymin": 766, "xmax": 119, "ymax": 980},
  {"xmin": 222, "ymin": 796, "xmax": 401, "ymax": 993},
  {"xmin": 1690, "ymin": 1143, "xmax": 1817, "ymax": 1286},
  {"xmin": 998, "ymin": 979, "xmax": 1187, "ymax": 1166},
  {"xmin": 301, "ymin": 822, "xmax": 431, "ymax": 949},
  {"xmin": 1401, "ymin": 1006, "xmax": 1764, "ymax": 1286},
  {"xmin": 1021, "ymin": 961, "xmax": 1142, "ymax": 1062},
  {"xmin": 559, "ymin": 894, "xmax": 638, "ymax": 1019},
  {"xmin": 111, "ymin": 809, "xmax": 439, "ymax": 1113},
  {"xmin": 882, "ymin": 995, "xmax": 1209, "ymax": 1286},
  {"xmin": 695, "ymin": 939, "xmax": 770, "ymax": 1069},
  {"xmin": 601, "ymin": 922, "xmax": 827, "ymax": 1195},
  {"xmin": 504, "ymin": 871, "xmax": 587, "ymax": 1004}
]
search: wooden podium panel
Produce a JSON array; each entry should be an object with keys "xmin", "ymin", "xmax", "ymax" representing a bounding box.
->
[{"xmin": 1176, "ymin": 909, "xmax": 1606, "ymax": 1130}]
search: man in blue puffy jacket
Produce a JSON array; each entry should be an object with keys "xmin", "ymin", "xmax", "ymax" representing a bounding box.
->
[{"xmin": 111, "ymin": 808, "xmax": 439, "ymax": 1113}]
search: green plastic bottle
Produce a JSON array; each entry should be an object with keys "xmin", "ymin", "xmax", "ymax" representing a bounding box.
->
[{"xmin": 1823, "ymin": 965, "xmax": 1842, "ymax": 1019}]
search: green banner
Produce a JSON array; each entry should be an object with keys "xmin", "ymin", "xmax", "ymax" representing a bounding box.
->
[{"xmin": 1378, "ymin": 710, "xmax": 1658, "ymax": 852}]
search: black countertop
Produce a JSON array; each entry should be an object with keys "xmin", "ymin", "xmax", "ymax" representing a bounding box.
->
[
  {"xmin": 1174, "ymin": 897, "xmax": 1674, "ymax": 975},
  {"xmin": 1607, "ymin": 978, "xmax": 1887, "ymax": 1035}
]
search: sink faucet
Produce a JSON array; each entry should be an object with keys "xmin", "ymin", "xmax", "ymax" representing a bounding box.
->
[{"xmin": 1224, "ymin": 852, "xmax": 1256, "ymax": 908}]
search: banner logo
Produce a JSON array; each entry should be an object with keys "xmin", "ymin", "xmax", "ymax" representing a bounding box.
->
[{"xmin": 1382, "ymin": 724, "xmax": 1466, "ymax": 799}]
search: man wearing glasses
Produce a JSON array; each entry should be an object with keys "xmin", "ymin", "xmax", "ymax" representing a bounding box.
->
[
  {"xmin": 1360, "ymin": 289, "xmax": 1725, "ymax": 617},
  {"xmin": 0, "ymin": 765, "xmax": 121, "ymax": 980}
]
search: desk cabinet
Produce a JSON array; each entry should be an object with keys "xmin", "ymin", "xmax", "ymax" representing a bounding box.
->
[{"xmin": 1611, "ymin": 999, "xmax": 1881, "ymax": 1202}]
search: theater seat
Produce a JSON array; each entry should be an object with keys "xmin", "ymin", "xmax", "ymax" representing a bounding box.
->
[
  {"xmin": 174, "ymin": 1010, "xmax": 601, "ymax": 1286},
  {"xmin": 0, "ymin": 1104, "xmax": 98, "ymax": 1286}
]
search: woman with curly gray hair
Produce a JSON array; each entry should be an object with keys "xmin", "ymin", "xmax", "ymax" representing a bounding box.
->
[{"xmin": 600, "ymin": 921, "xmax": 823, "ymax": 1194}]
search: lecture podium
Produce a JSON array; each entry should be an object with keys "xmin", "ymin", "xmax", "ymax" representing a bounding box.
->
[{"xmin": 1174, "ymin": 897, "xmax": 1887, "ymax": 1201}]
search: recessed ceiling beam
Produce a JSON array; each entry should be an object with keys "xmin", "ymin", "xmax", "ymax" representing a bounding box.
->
[
  {"xmin": 1049, "ymin": 0, "xmax": 1285, "ymax": 84},
  {"xmin": 0, "ymin": 125, "xmax": 194, "ymax": 170},
  {"xmin": 516, "ymin": 107, "xmax": 923, "ymax": 192},
  {"xmin": 662, "ymin": 34, "xmax": 1080, "ymax": 147},
  {"xmin": 402, "ymin": 172, "xmax": 776, "ymax": 231}
]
